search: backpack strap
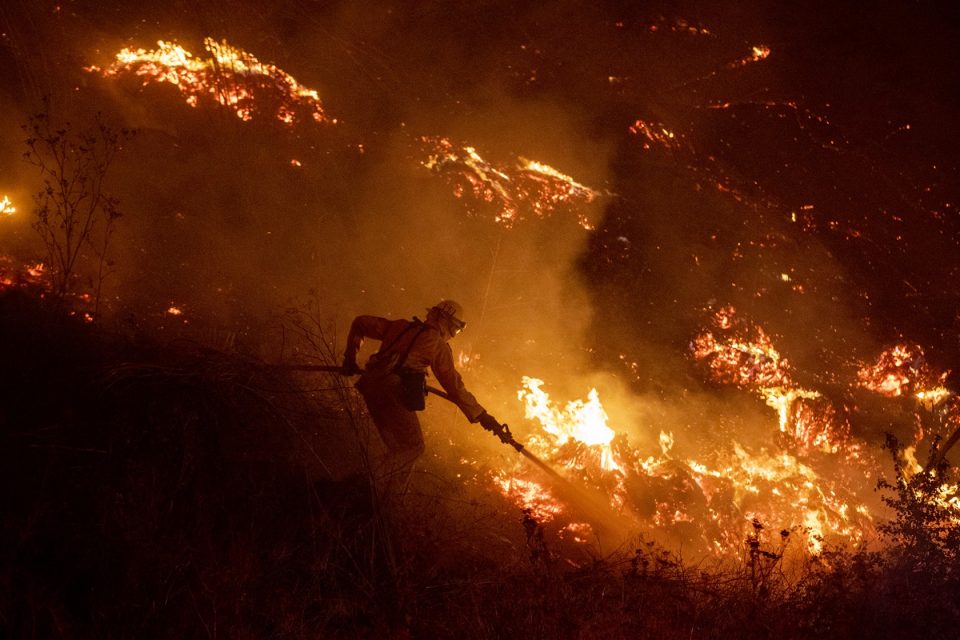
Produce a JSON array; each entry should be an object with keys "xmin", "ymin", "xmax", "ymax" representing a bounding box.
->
[
  {"xmin": 394, "ymin": 321, "xmax": 428, "ymax": 370},
  {"xmin": 374, "ymin": 320, "xmax": 418, "ymax": 356},
  {"xmin": 372, "ymin": 319, "xmax": 427, "ymax": 372}
]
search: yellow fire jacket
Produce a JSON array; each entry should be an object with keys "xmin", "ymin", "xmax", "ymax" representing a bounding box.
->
[{"xmin": 345, "ymin": 315, "xmax": 486, "ymax": 422}]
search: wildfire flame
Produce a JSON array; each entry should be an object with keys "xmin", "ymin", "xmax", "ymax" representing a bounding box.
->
[
  {"xmin": 490, "ymin": 367, "xmax": 873, "ymax": 557},
  {"xmin": 491, "ymin": 474, "xmax": 564, "ymax": 523},
  {"xmin": 0, "ymin": 196, "xmax": 15, "ymax": 216},
  {"xmin": 728, "ymin": 44, "xmax": 771, "ymax": 68},
  {"xmin": 691, "ymin": 306, "xmax": 850, "ymax": 453},
  {"xmin": 692, "ymin": 305, "xmax": 791, "ymax": 389},
  {"xmin": 421, "ymin": 136, "xmax": 600, "ymax": 228},
  {"xmin": 518, "ymin": 377, "xmax": 619, "ymax": 470},
  {"xmin": 88, "ymin": 38, "xmax": 333, "ymax": 126},
  {"xmin": 858, "ymin": 343, "xmax": 947, "ymax": 402}
]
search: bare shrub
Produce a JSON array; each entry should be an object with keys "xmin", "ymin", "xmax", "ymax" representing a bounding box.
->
[{"xmin": 22, "ymin": 103, "xmax": 132, "ymax": 311}]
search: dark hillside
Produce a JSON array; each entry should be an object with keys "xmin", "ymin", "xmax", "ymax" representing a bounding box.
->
[
  {"xmin": 3, "ymin": 292, "xmax": 960, "ymax": 639},
  {"xmin": 0, "ymin": 291, "xmax": 371, "ymax": 636}
]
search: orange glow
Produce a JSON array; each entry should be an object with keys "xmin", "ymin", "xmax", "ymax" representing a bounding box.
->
[
  {"xmin": 0, "ymin": 195, "xmax": 15, "ymax": 216},
  {"xmin": 420, "ymin": 136, "xmax": 600, "ymax": 228},
  {"xmin": 518, "ymin": 377, "xmax": 619, "ymax": 471},
  {"xmin": 488, "ymin": 369, "xmax": 871, "ymax": 556},
  {"xmin": 88, "ymin": 38, "xmax": 334, "ymax": 126},
  {"xmin": 728, "ymin": 44, "xmax": 772, "ymax": 68},
  {"xmin": 628, "ymin": 119, "xmax": 681, "ymax": 151},
  {"xmin": 858, "ymin": 343, "xmax": 945, "ymax": 399},
  {"xmin": 916, "ymin": 386, "xmax": 951, "ymax": 408}
]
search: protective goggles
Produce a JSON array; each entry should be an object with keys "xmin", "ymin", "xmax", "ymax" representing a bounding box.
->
[{"xmin": 449, "ymin": 317, "xmax": 467, "ymax": 336}]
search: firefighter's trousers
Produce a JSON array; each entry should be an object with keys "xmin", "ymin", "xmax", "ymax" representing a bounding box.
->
[{"xmin": 356, "ymin": 373, "xmax": 425, "ymax": 494}]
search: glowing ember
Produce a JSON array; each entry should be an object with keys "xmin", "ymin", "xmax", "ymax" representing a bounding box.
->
[
  {"xmin": 0, "ymin": 257, "xmax": 47, "ymax": 292},
  {"xmin": 643, "ymin": 17, "xmax": 712, "ymax": 36},
  {"xmin": 628, "ymin": 119, "xmax": 681, "ymax": 152},
  {"xmin": 750, "ymin": 45, "xmax": 772, "ymax": 61},
  {"xmin": 916, "ymin": 386, "xmax": 951, "ymax": 408},
  {"xmin": 858, "ymin": 343, "xmax": 944, "ymax": 399},
  {"xmin": 692, "ymin": 306, "xmax": 850, "ymax": 453},
  {"xmin": 166, "ymin": 306, "xmax": 183, "ymax": 316},
  {"xmin": 492, "ymin": 473, "xmax": 563, "ymax": 522},
  {"xmin": 420, "ymin": 136, "xmax": 600, "ymax": 228},
  {"xmin": 0, "ymin": 195, "xmax": 15, "ymax": 216},
  {"xmin": 88, "ymin": 38, "xmax": 334, "ymax": 126},
  {"xmin": 692, "ymin": 305, "xmax": 792, "ymax": 389},
  {"xmin": 728, "ymin": 44, "xmax": 771, "ymax": 68}
]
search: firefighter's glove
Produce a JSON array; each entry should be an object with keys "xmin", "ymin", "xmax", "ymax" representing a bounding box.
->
[
  {"xmin": 479, "ymin": 412, "xmax": 513, "ymax": 445},
  {"xmin": 340, "ymin": 358, "xmax": 362, "ymax": 376},
  {"xmin": 479, "ymin": 411, "xmax": 500, "ymax": 431}
]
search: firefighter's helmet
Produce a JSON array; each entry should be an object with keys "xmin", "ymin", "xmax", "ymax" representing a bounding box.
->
[{"xmin": 429, "ymin": 299, "xmax": 466, "ymax": 335}]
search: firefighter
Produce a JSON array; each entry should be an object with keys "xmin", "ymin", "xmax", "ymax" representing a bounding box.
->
[{"xmin": 341, "ymin": 300, "xmax": 504, "ymax": 491}]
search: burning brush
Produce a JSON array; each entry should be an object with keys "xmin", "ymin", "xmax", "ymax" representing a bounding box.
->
[
  {"xmin": 692, "ymin": 305, "xmax": 851, "ymax": 453},
  {"xmin": 420, "ymin": 136, "xmax": 602, "ymax": 229},
  {"xmin": 87, "ymin": 38, "xmax": 334, "ymax": 126},
  {"xmin": 858, "ymin": 343, "xmax": 949, "ymax": 403},
  {"xmin": 489, "ymin": 368, "xmax": 875, "ymax": 557}
]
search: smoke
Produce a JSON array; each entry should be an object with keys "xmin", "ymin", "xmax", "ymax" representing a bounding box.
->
[{"xmin": 1, "ymin": 8, "xmax": 615, "ymax": 477}]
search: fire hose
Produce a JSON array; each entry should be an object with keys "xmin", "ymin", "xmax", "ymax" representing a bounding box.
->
[
  {"xmin": 422, "ymin": 384, "xmax": 568, "ymax": 483},
  {"xmin": 270, "ymin": 363, "xmax": 567, "ymax": 483}
]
